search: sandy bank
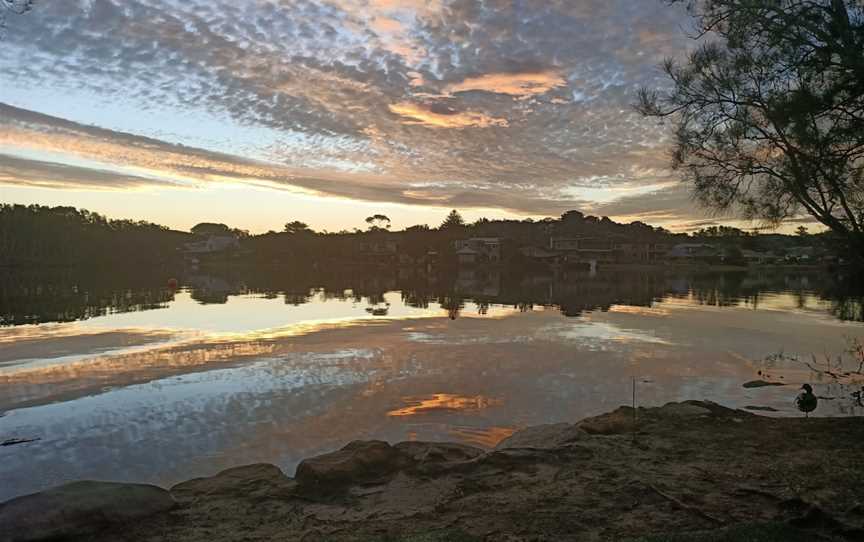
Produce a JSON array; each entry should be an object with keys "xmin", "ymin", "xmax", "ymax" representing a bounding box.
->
[{"xmin": 2, "ymin": 401, "xmax": 862, "ymax": 541}]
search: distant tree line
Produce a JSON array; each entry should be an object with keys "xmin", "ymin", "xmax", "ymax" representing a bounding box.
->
[
  {"xmin": 0, "ymin": 204, "xmax": 189, "ymax": 267},
  {"xmin": 0, "ymin": 204, "xmax": 842, "ymax": 269}
]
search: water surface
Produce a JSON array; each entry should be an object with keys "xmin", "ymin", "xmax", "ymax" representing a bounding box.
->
[{"xmin": 1, "ymin": 267, "xmax": 862, "ymax": 500}]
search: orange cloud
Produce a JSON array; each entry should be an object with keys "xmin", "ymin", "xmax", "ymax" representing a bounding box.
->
[
  {"xmin": 444, "ymin": 70, "xmax": 567, "ymax": 99},
  {"xmin": 389, "ymin": 102, "xmax": 508, "ymax": 128}
]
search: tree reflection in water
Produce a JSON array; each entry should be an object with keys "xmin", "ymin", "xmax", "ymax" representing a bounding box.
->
[{"xmin": 1, "ymin": 265, "xmax": 862, "ymax": 327}]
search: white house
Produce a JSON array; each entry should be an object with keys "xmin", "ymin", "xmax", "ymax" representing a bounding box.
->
[{"xmin": 183, "ymin": 234, "xmax": 240, "ymax": 254}]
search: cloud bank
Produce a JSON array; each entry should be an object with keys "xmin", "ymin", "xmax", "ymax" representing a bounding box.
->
[{"xmin": 0, "ymin": 0, "xmax": 703, "ymax": 223}]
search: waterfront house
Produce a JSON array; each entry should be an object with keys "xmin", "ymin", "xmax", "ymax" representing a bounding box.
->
[{"xmin": 454, "ymin": 238, "xmax": 502, "ymax": 265}]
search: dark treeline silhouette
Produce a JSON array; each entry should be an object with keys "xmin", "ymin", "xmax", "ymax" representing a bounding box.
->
[
  {"xmin": 0, "ymin": 204, "xmax": 846, "ymax": 270},
  {"xmin": 0, "ymin": 204, "xmax": 189, "ymax": 267}
]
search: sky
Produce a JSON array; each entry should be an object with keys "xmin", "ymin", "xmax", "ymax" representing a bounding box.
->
[{"xmin": 0, "ymin": 0, "xmax": 796, "ymax": 233}]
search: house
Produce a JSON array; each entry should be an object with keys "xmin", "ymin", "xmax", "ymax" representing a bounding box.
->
[
  {"xmin": 454, "ymin": 238, "xmax": 502, "ymax": 265},
  {"xmin": 613, "ymin": 241, "xmax": 670, "ymax": 263},
  {"xmin": 548, "ymin": 237, "xmax": 615, "ymax": 264},
  {"xmin": 358, "ymin": 237, "xmax": 399, "ymax": 264},
  {"xmin": 668, "ymin": 243, "xmax": 718, "ymax": 261},
  {"xmin": 183, "ymin": 234, "xmax": 240, "ymax": 254},
  {"xmin": 785, "ymin": 246, "xmax": 816, "ymax": 263},
  {"xmin": 741, "ymin": 249, "xmax": 775, "ymax": 265}
]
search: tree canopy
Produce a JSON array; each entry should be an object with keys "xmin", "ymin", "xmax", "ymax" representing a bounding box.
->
[
  {"xmin": 365, "ymin": 214, "xmax": 391, "ymax": 231},
  {"xmin": 637, "ymin": 0, "xmax": 864, "ymax": 261},
  {"xmin": 191, "ymin": 223, "xmax": 231, "ymax": 236},
  {"xmin": 0, "ymin": 204, "xmax": 186, "ymax": 266},
  {"xmin": 284, "ymin": 221, "xmax": 312, "ymax": 235},
  {"xmin": 440, "ymin": 209, "xmax": 465, "ymax": 229}
]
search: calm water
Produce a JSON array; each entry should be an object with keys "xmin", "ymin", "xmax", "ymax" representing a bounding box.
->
[{"xmin": 1, "ymin": 266, "xmax": 863, "ymax": 500}]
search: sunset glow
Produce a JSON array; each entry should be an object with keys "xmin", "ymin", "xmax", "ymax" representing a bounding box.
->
[{"xmin": 0, "ymin": 0, "xmax": 763, "ymax": 233}]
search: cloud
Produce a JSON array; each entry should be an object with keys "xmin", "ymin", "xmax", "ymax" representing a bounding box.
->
[
  {"xmin": 388, "ymin": 102, "xmax": 509, "ymax": 128},
  {"xmin": 0, "ymin": 153, "xmax": 181, "ymax": 190},
  {"xmin": 444, "ymin": 70, "xmax": 567, "ymax": 98},
  {"xmin": 0, "ymin": 0, "xmax": 707, "ymax": 224}
]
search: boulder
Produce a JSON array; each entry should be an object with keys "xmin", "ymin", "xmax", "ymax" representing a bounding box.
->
[
  {"xmin": 0, "ymin": 481, "xmax": 175, "ymax": 542},
  {"xmin": 295, "ymin": 440, "xmax": 406, "ymax": 491},
  {"xmin": 578, "ymin": 407, "xmax": 637, "ymax": 435},
  {"xmin": 394, "ymin": 441, "xmax": 483, "ymax": 474},
  {"xmin": 495, "ymin": 423, "xmax": 586, "ymax": 450},
  {"xmin": 656, "ymin": 402, "xmax": 712, "ymax": 418},
  {"xmin": 171, "ymin": 463, "xmax": 294, "ymax": 503}
]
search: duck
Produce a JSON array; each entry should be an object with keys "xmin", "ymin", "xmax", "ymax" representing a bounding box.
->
[{"xmin": 795, "ymin": 384, "xmax": 818, "ymax": 417}]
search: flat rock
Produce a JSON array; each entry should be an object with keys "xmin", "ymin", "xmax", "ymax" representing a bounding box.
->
[
  {"xmin": 656, "ymin": 402, "xmax": 712, "ymax": 418},
  {"xmin": 0, "ymin": 481, "xmax": 175, "ymax": 542},
  {"xmin": 171, "ymin": 463, "xmax": 294, "ymax": 503},
  {"xmin": 394, "ymin": 441, "xmax": 483, "ymax": 474},
  {"xmin": 743, "ymin": 380, "xmax": 786, "ymax": 388},
  {"xmin": 295, "ymin": 440, "xmax": 406, "ymax": 491},
  {"xmin": 578, "ymin": 407, "xmax": 637, "ymax": 435},
  {"xmin": 495, "ymin": 423, "xmax": 586, "ymax": 449}
]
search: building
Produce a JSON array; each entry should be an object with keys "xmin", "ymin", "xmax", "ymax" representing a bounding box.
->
[
  {"xmin": 548, "ymin": 237, "xmax": 615, "ymax": 264},
  {"xmin": 183, "ymin": 234, "xmax": 240, "ymax": 254},
  {"xmin": 613, "ymin": 241, "xmax": 670, "ymax": 263},
  {"xmin": 358, "ymin": 237, "xmax": 399, "ymax": 264},
  {"xmin": 668, "ymin": 243, "xmax": 718, "ymax": 261},
  {"xmin": 454, "ymin": 238, "xmax": 502, "ymax": 265}
]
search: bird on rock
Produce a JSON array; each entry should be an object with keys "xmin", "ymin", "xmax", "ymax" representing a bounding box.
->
[{"xmin": 795, "ymin": 384, "xmax": 818, "ymax": 417}]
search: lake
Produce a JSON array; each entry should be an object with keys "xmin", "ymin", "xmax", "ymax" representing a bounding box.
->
[{"xmin": 1, "ymin": 265, "xmax": 862, "ymax": 500}]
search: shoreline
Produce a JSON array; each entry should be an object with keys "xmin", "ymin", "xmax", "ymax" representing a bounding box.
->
[{"xmin": 2, "ymin": 400, "xmax": 863, "ymax": 541}]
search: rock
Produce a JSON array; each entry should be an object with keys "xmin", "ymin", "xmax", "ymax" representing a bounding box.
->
[
  {"xmin": 495, "ymin": 423, "xmax": 586, "ymax": 450},
  {"xmin": 656, "ymin": 402, "xmax": 712, "ymax": 418},
  {"xmin": 0, "ymin": 481, "xmax": 175, "ymax": 542},
  {"xmin": 171, "ymin": 463, "xmax": 294, "ymax": 503},
  {"xmin": 394, "ymin": 441, "xmax": 483, "ymax": 474},
  {"xmin": 743, "ymin": 380, "xmax": 786, "ymax": 388},
  {"xmin": 744, "ymin": 405, "xmax": 780, "ymax": 412},
  {"xmin": 295, "ymin": 440, "xmax": 406, "ymax": 491},
  {"xmin": 578, "ymin": 407, "xmax": 637, "ymax": 435}
]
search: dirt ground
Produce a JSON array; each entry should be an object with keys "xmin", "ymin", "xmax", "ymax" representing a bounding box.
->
[{"xmin": 92, "ymin": 401, "xmax": 864, "ymax": 541}]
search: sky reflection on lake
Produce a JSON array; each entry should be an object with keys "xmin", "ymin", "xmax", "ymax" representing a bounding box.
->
[{"xmin": 1, "ymin": 270, "xmax": 863, "ymax": 501}]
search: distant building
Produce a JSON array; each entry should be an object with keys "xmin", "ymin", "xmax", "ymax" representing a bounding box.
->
[
  {"xmin": 359, "ymin": 237, "xmax": 399, "ymax": 264},
  {"xmin": 668, "ymin": 243, "xmax": 718, "ymax": 261},
  {"xmin": 741, "ymin": 249, "xmax": 775, "ymax": 265},
  {"xmin": 548, "ymin": 237, "xmax": 615, "ymax": 264},
  {"xmin": 183, "ymin": 234, "xmax": 240, "ymax": 254},
  {"xmin": 454, "ymin": 238, "xmax": 502, "ymax": 265},
  {"xmin": 613, "ymin": 241, "xmax": 669, "ymax": 263}
]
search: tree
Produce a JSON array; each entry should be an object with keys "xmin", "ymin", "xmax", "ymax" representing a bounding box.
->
[
  {"xmin": 637, "ymin": 0, "xmax": 864, "ymax": 263},
  {"xmin": 365, "ymin": 214, "xmax": 391, "ymax": 231},
  {"xmin": 190, "ymin": 223, "xmax": 231, "ymax": 236},
  {"xmin": 797, "ymin": 225, "xmax": 811, "ymax": 237},
  {"xmin": 440, "ymin": 209, "xmax": 465, "ymax": 229},
  {"xmin": 284, "ymin": 221, "xmax": 312, "ymax": 234}
]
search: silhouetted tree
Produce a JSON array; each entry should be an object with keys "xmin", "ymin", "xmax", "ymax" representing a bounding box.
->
[
  {"xmin": 440, "ymin": 209, "xmax": 465, "ymax": 229},
  {"xmin": 191, "ymin": 223, "xmax": 231, "ymax": 236},
  {"xmin": 637, "ymin": 0, "xmax": 864, "ymax": 263},
  {"xmin": 284, "ymin": 221, "xmax": 312, "ymax": 234},
  {"xmin": 0, "ymin": 204, "xmax": 186, "ymax": 266},
  {"xmin": 365, "ymin": 214, "xmax": 391, "ymax": 231}
]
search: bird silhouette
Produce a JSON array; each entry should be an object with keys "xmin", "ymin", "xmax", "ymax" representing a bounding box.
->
[{"xmin": 795, "ymin": 384, "xmax": 818, "ymax": 417}]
